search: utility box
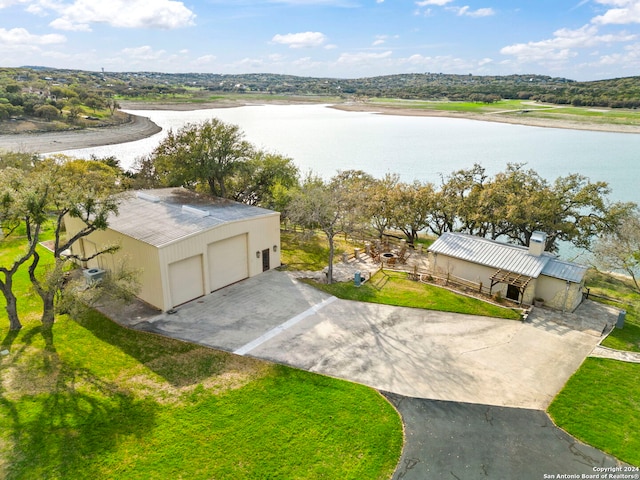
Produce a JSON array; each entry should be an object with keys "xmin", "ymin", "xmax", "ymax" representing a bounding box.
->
[
  {"xmin": 354, "ymin": 271, "xmax": 362, "ymax": 287},
  {"xmin": 617, "ymin": 310, "xmax": 626, "ymax": 329}
]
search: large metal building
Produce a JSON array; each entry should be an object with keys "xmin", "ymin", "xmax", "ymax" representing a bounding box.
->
[{"xmin": 64, "ymin": 188, "xmax": 281, "ymax": 311}]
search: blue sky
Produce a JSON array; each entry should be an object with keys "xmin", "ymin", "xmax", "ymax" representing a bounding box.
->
[{"xmin": 1, "ymin": 0, "xmax": 640, "ymax": 80}]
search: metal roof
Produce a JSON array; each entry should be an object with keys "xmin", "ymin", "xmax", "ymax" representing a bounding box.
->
[
  {"xmin": 541, "ymin": 258, "xmax": 588, "ymax": 283},
  {"xmin": 107, "ymin": 188, "xmax": 278, "ymax": 247},
  {"xmin": 427, "ymin": 232, "xmax": 586, "ymax": 283}
]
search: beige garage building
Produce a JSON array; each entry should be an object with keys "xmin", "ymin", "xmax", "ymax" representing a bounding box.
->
[
  {"xmin": 427, "ymin": 231, "xmax": 588, "ymax": 312},
  {"xmin": 64, "ymin": 188, "xmax": 281, "ymax": 311}
]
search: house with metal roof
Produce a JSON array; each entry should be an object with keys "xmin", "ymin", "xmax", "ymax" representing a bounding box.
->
[
  {"xmin": 64, "ymin": 188, "xmax": 281, "ymax": 311},
  {"xmin": 427, "ymin": 231, "xmax": 588, "ymax": 312}
]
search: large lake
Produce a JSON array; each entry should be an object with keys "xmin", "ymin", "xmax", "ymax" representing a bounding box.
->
[{"xmin": 59, "ymin": 104, "xmax": 640, "ymax": 205}]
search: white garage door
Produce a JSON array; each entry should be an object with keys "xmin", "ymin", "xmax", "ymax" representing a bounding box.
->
[
  {"xmin": 168, "ymin": 255, "xmax": 204, "ymax": 307},
  {"xmin": 208, "ymin": 234, "xmax": 248, "ymax": 291}
]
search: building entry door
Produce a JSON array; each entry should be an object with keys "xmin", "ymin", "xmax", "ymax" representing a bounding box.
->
[
  {"xmin": 262, "ymin": 248, "xmax": 270, "ymax": 272},
  {"xmin": 506, "ymin": 284, "xmax": 520, "ymax": 302}
]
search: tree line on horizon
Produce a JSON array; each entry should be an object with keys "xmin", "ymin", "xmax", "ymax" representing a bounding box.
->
[{"xmin": 3, "ymin": 67, "xmax": 640, "ymax": 124}]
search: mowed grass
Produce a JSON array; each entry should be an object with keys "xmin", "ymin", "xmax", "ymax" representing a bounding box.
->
[
  {"xmin": 548, "ymin": 358, "xmax": 640, "ymax": 467},
  {"xmin": 368, "ymin": 97, "xmax": 640, "ymax": 125},
  {"xmin": 281, "ymin": 230, "xmax": 363, "ymax": 271},
  {"xmin": 0, "ymin": 235, "xmax": 402, "ymax": 479},
  {"xmin": 585, "ymin": 270, "xmax": 640, "ymax": 353},
  {"xmin": 314, "ymin": 270, "xmax": 522, "ymax": 320},
  {"xmin": 549, "ymin": 270, "xmax": 640, "ymax": 467}
]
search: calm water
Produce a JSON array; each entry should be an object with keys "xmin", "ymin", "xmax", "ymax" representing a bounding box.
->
[{"xmin": 59, "ymin": 104, "xmax": 640, "ymax": 205}]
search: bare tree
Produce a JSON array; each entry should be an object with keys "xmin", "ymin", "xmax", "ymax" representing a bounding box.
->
[
  {"xmin": 592, "ymin": 209, "xmax": 640, "ymax": 291},
  {"xmin": 287, "ymin": 172, "xmax": 366, "ymax": 284}
]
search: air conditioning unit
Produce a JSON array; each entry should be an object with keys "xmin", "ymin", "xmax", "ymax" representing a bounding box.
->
[{"xmin": 83, "ymin": 268, "xmax": 106, "ymax": 285}]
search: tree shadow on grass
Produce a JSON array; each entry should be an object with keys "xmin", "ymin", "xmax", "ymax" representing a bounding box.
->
[
  {"xmin": 0, "ymin": 325, "xmax": 158, "ymax": 479},
  {"xmin": 71, "ymin": 308, "xmax": 228, "ymax": 387}
]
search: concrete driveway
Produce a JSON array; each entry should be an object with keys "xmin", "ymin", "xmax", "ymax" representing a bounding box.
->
[{"xmin": 124, "ymin": 270, "xmax": 601, "ymax": 410}]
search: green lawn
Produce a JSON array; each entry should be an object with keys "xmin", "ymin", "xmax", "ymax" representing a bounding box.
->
[
  {"xmin": 368, "ymin": 97, "xmax": 640, "ymax": 126},
  {"xmin": 314, "ymin": 270, "xmax": 522, "ymax": 320},
  {"xmin": 549, "ymin": 270, "xmax": 640, "ymax": 467},
  {"xmin": 281, "ymin": 230, "xmax": 364, "ymax": 271},
  {"xmin": 0, "ymin": 235, "xmax": 403, "ymax": 479},
  {"xmin": 585, "ymin": 270, "xmax": 640, "ymax": 352},
  {"xmin": 548, "ymin": 358, "xmax": 640, "ymax": 467}
]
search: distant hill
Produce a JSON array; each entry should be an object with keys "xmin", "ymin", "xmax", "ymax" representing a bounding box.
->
[{"xmin": 2, "ymin": 67, "xmax": 640, "ymax": 118}]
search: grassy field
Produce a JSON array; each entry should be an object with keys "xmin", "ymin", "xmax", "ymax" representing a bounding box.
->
[
  {"xmin": 313, "ymin": 270, "xmax": 522, "ymax": 320},
  {"xmin": 0, "ymin": 236, "xmax": 403, "ymax": 479},
  {"xmin": 549, "ymin": 271, "xmax": 640, "ymax": 467},
  {"xmin": 368, "ymin": 97, "xmax": 640, "ymax": 126}
]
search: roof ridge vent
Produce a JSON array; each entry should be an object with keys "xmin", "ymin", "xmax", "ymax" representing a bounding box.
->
[
  {"xmin": 182, "ymin": 205, "xmax": 210, "ymax": 217},
  {"xmin": 136, "ymin": 191, "xmax": 160, "ymax": 203}
]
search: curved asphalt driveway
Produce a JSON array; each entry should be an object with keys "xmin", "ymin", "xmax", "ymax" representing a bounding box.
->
[{"xmin": 385, "ymin": 394, "xmax": 627, "ymax": 479}]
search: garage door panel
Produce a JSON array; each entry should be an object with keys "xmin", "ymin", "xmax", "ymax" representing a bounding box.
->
[
  {"xmin": 208, "ymin": 234, "xmax": 248, "ymax": 291},
  {"xmin": 169, "ymin": 255, "xmax": 204, "ymax": 307}
]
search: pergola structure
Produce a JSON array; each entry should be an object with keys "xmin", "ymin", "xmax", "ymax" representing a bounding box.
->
[{"xmin": 489, "ymin": 269, "xmax": 533, "ymax": 304}]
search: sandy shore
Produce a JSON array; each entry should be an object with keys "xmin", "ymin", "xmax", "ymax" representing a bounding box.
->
[{"xmin": 2, "ymin": 99, "xmax": 639, "ymax": 155}]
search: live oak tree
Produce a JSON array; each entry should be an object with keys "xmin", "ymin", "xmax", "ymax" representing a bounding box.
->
[
  {"xmin": 428, "ymin": 163, "xmax": 631, "ymax": 253},
  {"xmin": 28, "ymin": 157, "xmax": 124, "ymax": 328},
  {"xmin": 366, "ymin": 173, "xmax": 399, "ymax": 239},
  {"xmin": 0, "ymin": 155, "xmax": 134, "ymax": 331},
  {"xmin": 229, "ymin": 150, "xmax": 300, "ymax": 208},
  {"xmin": 151, "ymin": 119, "xmax": 254, "ymax": 198},
  {"xmin": 388, "ymin": 180, "xmax": 435, "ymax": 244},
  {"xmin": 0, "ymin": 167, "xmax": 47, "ymax": 330},
  {"xmin": 287, "ymin": 172, "xmax": 369, "ymax": 284}
]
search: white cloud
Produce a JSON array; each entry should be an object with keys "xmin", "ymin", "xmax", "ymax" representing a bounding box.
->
[
  {"xmin": 272, "ymin": 31, "xmax": 327, "ymax": 48},
  {"xmin": 337, "ymin": 50, "xmax": 393, "ymax": 65},
  {"xmin": 0, "ymin": 0, "xmax": 29, "ymax": 8},
  {"xmin": 46, "ymin": 0, "xmax": 196, "ymax": 31},
  {"xmin": 0, "ymin": 27, "xmax": 66, "ymax": 45},
  {"xmin": 372, "ymin": 34, "xmax": 399, "ymax": 46},
  {"xmin": 270, "ymin": 0, "xmax": 358, "ymax": 5},
  {"xmin": 121, "ymin": 45, "xmax": 166, "ymax": 60},
  {"xmin": 501, "ymin": 24, "xmax": 636, "ymax": 63},
  {"xmin": 415, "ymin": 1, "xmax": 493, "ymax": 17},
  {"xmin": 49, "ymin": 17, "xmax": 91, "ymax": 32},
  {"xmin": 193, "ymin": 55, "xmax": 216, "ymax": 66},
  {"xmin": 415, "ymin": 0, "xmax": 453, "ymax": 6},
  {"xmin": 449, "ymin": 6, "xmax": 495, "ymax": 17},
  {"xmin": 593, "ymin": 0, "xmax": 640, "ymax": 24}
]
